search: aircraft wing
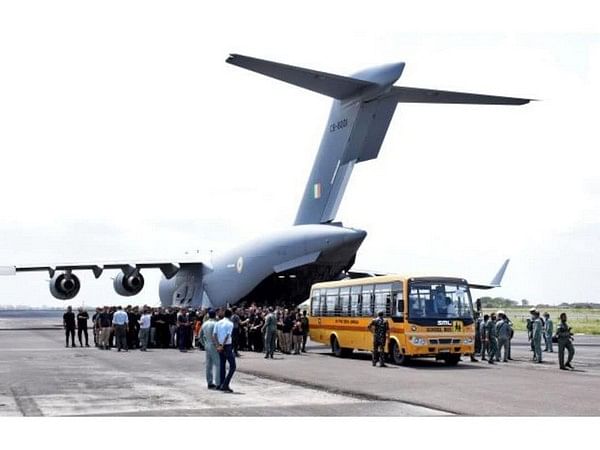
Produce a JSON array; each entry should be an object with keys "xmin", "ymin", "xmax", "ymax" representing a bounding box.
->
[
  {"xmin": 389, "ymin": 86, "xmax": 531, "ymax": 105},
  {"xmin": 0, "ymin": 260, "xmax": 207, "ymax": 279},
  {"xmin": 346, "ymin": 269, "xmax": 389, "ymax": 279},
  {"xmin": 468, "ymin": 259, "xmax": 510, "ymax": 290}
]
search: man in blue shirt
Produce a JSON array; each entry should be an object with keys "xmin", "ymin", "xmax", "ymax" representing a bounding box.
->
[
  {"xmin": 112, "ymin": 306, "xmax": 129, "ymax": 352},
  {"xmin": 213, "ymin": 308, "xmax": 236, "ymax": 393}
]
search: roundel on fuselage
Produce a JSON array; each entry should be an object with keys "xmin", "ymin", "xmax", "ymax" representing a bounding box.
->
[{"xmin": 236, "ymin": 256, "xmax": 244, "ymax": 274}]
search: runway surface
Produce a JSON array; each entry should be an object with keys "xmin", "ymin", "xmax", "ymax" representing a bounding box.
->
[{"xmin": 0, "ymin": 317, "xmax": 598, "ymax": 416}]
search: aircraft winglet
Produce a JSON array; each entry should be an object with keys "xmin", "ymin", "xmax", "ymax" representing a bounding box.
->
[
  {"xmin": 0, "ymin": 266, "xmax": 16, "ymax": 276},
  {"xmin": 469, "ymin": 259, "xmax": 510, "ymax": 290}
]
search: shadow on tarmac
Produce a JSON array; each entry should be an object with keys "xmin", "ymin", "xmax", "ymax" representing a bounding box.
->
[{"xmin": 319, "ymin": 350, "xmax": 486, "ymax": 370}]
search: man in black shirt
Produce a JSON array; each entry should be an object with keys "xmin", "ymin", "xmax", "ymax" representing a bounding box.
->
[
  {"xmin": 126, "ymin": 306, "xmax": 139, "ymax": 350},
  {"xmin": 98, "ymin": 306, "xmax": 112, "ymax": 350},
  {"xmin": 231, "ymin": 307, "xmax": 241, "ymax": 356},
  {"xmin": 282, "ymin": 310, "xmax": 294, "ymax": 354},
  {"xmin": 63, "ymin": 306, "xmax": 76, "ymax": 348},
  {"xmin": 76, "ymin": 307, "xmax": 90, "ymax": 347},
  {"xmin": 301, "ymin": 310, "xmax": 309, "ymax": 352}
]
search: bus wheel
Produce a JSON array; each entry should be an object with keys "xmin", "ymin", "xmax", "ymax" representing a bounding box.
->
[
  {"xmin": 443, "ymin": 354, "xmax": 461, "ymax": 366},
  {"xmin": 389, "ymin": 341, "xmax": 407, "ymax": 365},
  {"xmin": 331, "ymin": 336, "xmax": 344, "ymax": 358}
]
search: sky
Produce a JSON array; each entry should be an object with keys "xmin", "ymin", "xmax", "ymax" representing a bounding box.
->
[{"xmin": 1, "ymin": 1, "xmax": 599, "ymax": 307}]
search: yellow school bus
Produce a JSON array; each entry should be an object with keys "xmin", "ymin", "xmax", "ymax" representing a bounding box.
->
[{"xmin": 308, "ymin": 275, "xmax": 475, "ymax": 365}]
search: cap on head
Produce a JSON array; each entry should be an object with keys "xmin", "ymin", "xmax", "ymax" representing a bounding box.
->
[
  {"xmin": 529, "ymin": 307, "xmax": 537, "ymax": 313},
  {"xmin": 208, "ymin": 309, "xmax": 216, "ymax": 319}
]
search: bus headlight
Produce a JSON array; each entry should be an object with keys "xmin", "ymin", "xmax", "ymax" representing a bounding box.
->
[
  {"xmin": 463, "ymin": 338, "xmax": 473, "ymax": 344},
  {"xmin": 410, "ymin": 336, "xmax": 426, "ymax": 345}
]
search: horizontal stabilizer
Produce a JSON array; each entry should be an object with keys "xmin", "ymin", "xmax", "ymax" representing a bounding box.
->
[
  {"xmin": 226, "ymin": 54, "xmax": 374, "ymax": 100},
  {"xmin": 390, "ymin": 86, "xmax": 530, "ymax": 105},
  {"xmin": 469, "ymin": 259, "xmax": 510, "ymax": 290}
]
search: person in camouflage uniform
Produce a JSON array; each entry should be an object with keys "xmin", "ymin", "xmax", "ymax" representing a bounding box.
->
[
  {"xmin": 532, "ymin": 310, "xmax": 543, "ymax": 363},
  {"xmin": 556, "ymin": 312, "xmax": 575, "ymax": 370},
  {"xmin": 484, "ymin": 312, "xmax": 498, "ymax": 364},
  {"xmin": 368, "ymin": 311, "xmax": 390, "ymax": 367}
]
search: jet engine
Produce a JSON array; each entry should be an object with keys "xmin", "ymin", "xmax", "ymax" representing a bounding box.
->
[
  {"xmin": 49, "ymin": 272, "xmax": 81, "ymax": 300},
  {"xmin": 113, "ymin": 270, "xmax": 145, "ymax": 296}
]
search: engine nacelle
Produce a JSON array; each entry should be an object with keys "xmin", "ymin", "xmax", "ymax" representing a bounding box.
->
[
  {"xmin": 113, "ymin": 270, "xmax": 145, "ymax": 296},
  {"xmin": 49, "ymin": 272, "xmax": 81, "ymax": 300}
]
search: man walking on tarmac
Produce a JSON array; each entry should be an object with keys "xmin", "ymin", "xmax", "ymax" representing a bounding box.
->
[
  {"xmin": 368, "ymin": 311, "xmax": 390, "ymax": 367},
  {"xmin": 556, "ymin": 312, "xmax": 575, "ymax": 370}
]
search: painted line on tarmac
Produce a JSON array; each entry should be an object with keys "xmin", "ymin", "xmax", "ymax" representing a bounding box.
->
[
  {"xmin": 10, "ymin": 387, "xmax": 43, "ymax": 417},
  {"xmin": 237, "ymin": 367, "xmax": 454, "ymax": 416}
]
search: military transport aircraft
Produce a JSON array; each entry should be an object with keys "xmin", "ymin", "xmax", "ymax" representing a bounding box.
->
[{"xmin": 0, "ymin": 54, "xmax": 529, "ymax": 308}]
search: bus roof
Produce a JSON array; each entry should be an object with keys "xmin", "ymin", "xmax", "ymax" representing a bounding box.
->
[{"xmin": 311, "ymin": 274, "xmax": 469, "ymax": 290}]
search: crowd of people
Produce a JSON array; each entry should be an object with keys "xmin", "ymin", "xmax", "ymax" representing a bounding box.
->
[
  {"xmin": 63, "ymin": 303, "xmax": 576, "ymax": 377},
  {"xmin": 61, "ymin": 304, "xmax": 310, "ymax": 356},
  {"xmin": 473, "ymin": 307, "xmax": 575, "ymax": 370},
  {"xmin": 62, "ymin": 303, "xmax": 311, "ymax": 393}
]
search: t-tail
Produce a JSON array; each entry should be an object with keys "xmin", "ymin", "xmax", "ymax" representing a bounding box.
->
[{"xmin": 226, "ymin": 54, "xmax": 531, "ymax": 225}]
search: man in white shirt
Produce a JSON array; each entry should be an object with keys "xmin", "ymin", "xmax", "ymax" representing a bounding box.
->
[
  {"xmin": 138, "ymin": 308, "xmax": 152, "ymax": 351},
  {"xmin": 213, "ymin": 308, "xmax": 236, "ymax": 393},
  {"xmin": 112, "ymin": 306, "xmax": 129, "ymax": 352}
]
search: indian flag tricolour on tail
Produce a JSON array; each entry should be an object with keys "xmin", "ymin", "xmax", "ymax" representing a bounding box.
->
[{"xmin": 313, "ymin": 183, "xmax": 321, "ymax": 199}]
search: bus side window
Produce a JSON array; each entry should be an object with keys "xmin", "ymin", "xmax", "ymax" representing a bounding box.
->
[
  {"xmin": 392, "ymin": 282, "xmax": 403, "ymax": 317},
  {"xmin": 311, "ymin": 289, "xmax": 320, "ymax": 317},
  {"xmin": 326, "ymin": 288, "xmax": 338, "ymax": 317},
  {"xmin": 340, "ymin": 288, "xmax": 350, "ymax": 316},
  {"xmin": 362, "ymin": 285, "xmax": 374, "ymax": 317},
  {"xmin": 350, "ymin": 286, "xmax": 361, "ymax": 317},
  {"xmin": 374, "ymin": 283, "xmax": 391, "ymax": 316}
]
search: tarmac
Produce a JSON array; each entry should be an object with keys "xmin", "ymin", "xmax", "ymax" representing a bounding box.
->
[{"xmin": 1, "ymin": 317, "xmax": 599, "ymax": 416}]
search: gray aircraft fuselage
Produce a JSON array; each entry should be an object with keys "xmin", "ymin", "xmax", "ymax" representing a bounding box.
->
[{"xmin": 158, "ymin": 225, "xmax": 366, "ymax": 308}]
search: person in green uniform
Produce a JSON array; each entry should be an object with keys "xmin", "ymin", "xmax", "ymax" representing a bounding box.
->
[
  {"xmin": 543, "ymin": 312, "xmax": 554, "ymax": 352},
  {"xmin": 368, "ymin": 311, "xmax": 390, "ymax": 367},
  {"xmin": 556, "ymin": 312, "xmax": 575, "ymax": 370},
  {"xmin": 532, "ymin": 310, "xmax": 543, "ymax": 363}
]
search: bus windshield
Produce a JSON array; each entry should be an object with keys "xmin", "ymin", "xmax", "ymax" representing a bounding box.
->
[{"xmin": 408, "ymin": 280, "xmax": 473, "ymax": 320}]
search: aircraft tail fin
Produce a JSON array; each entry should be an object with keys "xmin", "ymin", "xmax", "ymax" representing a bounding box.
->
[
  {"xmin": 226, "ymin": 54, "xmax": 374, "ymax": 100},
  {"xmin": 228, "ymin": 54, "xmax": 531, "ymax": 225}
]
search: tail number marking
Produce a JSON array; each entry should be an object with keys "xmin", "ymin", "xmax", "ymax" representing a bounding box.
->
[{"xmin": 329, "ymin": 118, "xmax": 348, "ymax": 132}]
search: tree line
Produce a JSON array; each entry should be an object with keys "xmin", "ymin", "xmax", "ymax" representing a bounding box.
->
[{"xmin": 477, "ymin": 297, "xmax": 600, "ymax": 309}]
